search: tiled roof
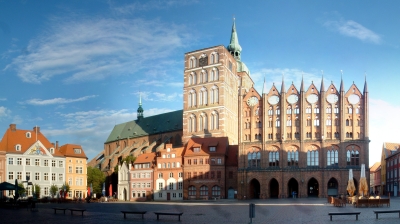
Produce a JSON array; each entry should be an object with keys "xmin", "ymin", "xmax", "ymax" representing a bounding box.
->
[
  {"xmin": 58, "ymin": 144, "xmax": 88, "ymax": 159},
  {"xmin": 382, "ymin": 142, "xmax": 400, "ymax": 158},
  {"xmin": 184, "ymin": 137, "xmax": 229, "ymax": 157},
  {"xmin": 226, "ymin": 145, "xmax": 238, "ymax": 166},
  {"xmin": 0, "ymin": 124, "xmax": 64, "ymax": 157},
  {"xmin": 369, "ymin": 162, "xmax": 381, "ymax": 172},
  {"xmin": 105, "ymin": 110, "xmax": 183, "ymax": 143},
  {"xmin": 134, "ymin": 152, "xmax": 156, "ymax": 164}
]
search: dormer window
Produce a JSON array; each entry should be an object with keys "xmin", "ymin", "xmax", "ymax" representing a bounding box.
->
[
  {"xmin": 194, "ymin": 147, "xmax": 200, "ymax": 153},
  {"xmin": 172, "ymin": 154, "xmax": 176, "ymax": 158},
  {"xmin": 26, "ymin": 132, "xmax": 31, "ymax": 138},
  {"xmin": 50, "ymin": 148, "xmax": 55, "ymax": 154},
  {"xmin": 167, "ymin": 148, "xmax": 170, "ymax": 152},
  {"xmin": 209, "ymin": 147, "xmax": 216, "ymax": 152},
  {"xmin": 15, "ymin": 144, "xmax": 21, "ymax": 151},
  {"xmin": 74, "ymin": 148, "xmax": 81, "ymax": 154}
]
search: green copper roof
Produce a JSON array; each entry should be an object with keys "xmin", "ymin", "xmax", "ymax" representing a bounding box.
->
[
  {"xmin": 227, "ymin": 19, "xmax": 242, "ymax": 60},
  {"xmin": 105, "ymin": 110, "xmax": 183, "ymax": 143}
]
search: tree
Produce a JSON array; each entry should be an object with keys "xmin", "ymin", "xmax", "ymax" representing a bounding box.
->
[
  {"xmin": 50, "ymin": 184, "xmax": 58, "ymax": 198},
  {"xmin": 114, "ymin": 155, "xmax": 136, "ymax": 173},
  {"xmin": 61, "ymin": 182, "xmax": 71, "ymax": 198},
  {"xmin": 33, "ymin": 183, "xmax": 41, "ymax": 198},
  {"xmin": 17, "ymin": 183, "xmax": 25, "ymax": 197},
  {"xmin": 87, "ymin": 166, "xmax": 106, "ymax": 195}
]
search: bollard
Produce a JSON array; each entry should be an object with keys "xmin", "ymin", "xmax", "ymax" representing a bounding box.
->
[{"xmin": 249, "ymin": 203, "xmax": 255, "ymax": 223}]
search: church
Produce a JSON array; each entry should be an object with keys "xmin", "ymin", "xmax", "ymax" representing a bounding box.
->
[{"xmin": 90, "ymin": 20, "xmax": 370, "ymax": 199}]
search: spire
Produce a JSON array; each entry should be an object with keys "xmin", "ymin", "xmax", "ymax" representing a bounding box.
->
[
  {"xmin": 320, "ymin": 70, "xmax": 325, "ymax": 92},
  {"xmin": 281, "ymin": 73, "xmax": 285, "ymax": 93},
  {"xmin": 363, "ymin": 72, "xmax": 368, "ymax": 93},
  {"xmin": 262, "ymin": 76, "xmax": 267, "ymax": 94},
  {"xmin": 340, "ymin": 70, "xmax": 344, "ymax": 92},
  {"xmin": 300, "ymin": 73, "xmax": 304, "ymax": 92},
  {"xmin": 227, "ymin": 18, "xmax": 242, "ymax": 61},
  {"xmin": 137, "ymin": 92, "xmax": 144, "ymax": 120}
]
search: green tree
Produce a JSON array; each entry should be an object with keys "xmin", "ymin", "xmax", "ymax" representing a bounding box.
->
[
  {"xmin": 17, "ymin": 183, "xmax": 25, "ymax": 196},
  {"xmin": 114, "ymin": 155, "xmax": 136, "ymax": 173},
  {"xmin": 61, "ymin": 182, "xmax": 71, "ymax": 198},
  {"xmin": 87, "ymin": 166, "xmax": 106, "ymax": 195},
  {"xmin": 50, "ymin": 184, "xmax": 58, "ymax": 198},
  {"xmin": 33, "ymin": 183, "xmax": 41, "ymax": 198}
]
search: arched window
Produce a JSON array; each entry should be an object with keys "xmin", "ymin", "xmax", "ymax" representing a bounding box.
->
[
  {"xmin": 189, "ymin": 57, "xmax": 196, "ymax": 68},
  {"xmin": 213, "ymin": 68, "xmax": 219, "ymax": 80},
  {"xmin": 326, "ymin": 107, "xmax": 332, "ymax": 113},
  {"xmin": 199, "ymin": 87, "xmax": 208, "ymax": 106},
  {"xmin": 307, "ymin": 147, "xmax": 319, "ymax": 166},
  {"xmin": 294, "ymin": 105, "xmax": 299, "ymax": 114},
  {"xmin": 286, "ymin": 106, "xmax": 292, "ymax": 114},
  {"xmin": 212, "ymin": 185, "xmax": 221, "ymax": 196},
  {"xmin": 275, "ymin": 106, "xmax": 280, "ymax": 115},
  {"xmin": 269, "ymin": 149, "xmax": 279, "ymax": 167},
  {"xmin": 326, "ymin": 116, "xmax": 332, "ymax": 126},
  {"xmin": 286, "ymin": 118, "xmax": 292, "ymax": 127},
  {"xmin": 348, "ymin": 107, "xmax": 353, "ymax": 114},
  {"xmin": 275, "ymin": 118, "xmax": 280, "ymax": 127},
  {"xmin": 189, "ymin": 114, "xmax": 197, "ymax": 132},
  {"xmin": 211, "ymin": 111, "xmax": 219, "ymax": 130},
  {"xmin": 247, "ymin": 151, "xmax": 261, "ymax": 168},
  {"xmin": 287, "ymin": 149, "xmax": 299, "ymax": 166},
  {"xmin": 314, "ymin": 117, "xmax": 320, "ymax": 126},
  {"xmin": 347, "ymin": 147, "xmax": 359, "ymax": 166},
  {"xmin": 200, "ymin": 70, "xmax": 207, "ymax": 83},
  {"xmin": 210, "ymin": 86, "xmax": 219, "ymax": 104},
  {"xmin": 200, "ymin": 185, "xmax": 208, "ymax": 196},
  {"xmin": 188, "ymin": 186, "xmax": 196, "ymax": 196},
  {"xmin": 268, "ymin": 107, "xmax": 273, "ymax": 115},
  {"xmin": 327, "ymin": 147, "xmax": 338, "ymax": 166},
  {"xmin": 314, "ymin": 107, "xmax": 320, "ymax": 114},
  {"xmin": 306, "ymin": 106, "xmax": 311, "ymax": 113},
  {"xmin": 199, "ymin": 113, "xmax": 208, "ymax": 131},
  {"xmin": 334, "ymin": 105, "xmax": 339, "ymax": 113}
]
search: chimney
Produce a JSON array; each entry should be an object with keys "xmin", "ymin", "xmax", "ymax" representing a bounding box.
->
[
  {"xmin": 165, "ymin": 143, "xmax": 173, "ymax": 150},
  {"xmin": 33, "ymin": 126, "xmax": 40, "ymax": 133},
  {"xmin": 129, "ymin": 164, "xmax": 132, "ymax": 170},
  {"xmin": 9, "ymin": 124, "xmax": 16, "ymax": 131},
  {"xmin": 56, "ymin": 141, "xmax": 59, "ymax": 150}
]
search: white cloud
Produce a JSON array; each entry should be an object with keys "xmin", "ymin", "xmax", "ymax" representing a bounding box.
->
[
  {"xmin": 24, "ymin": 95, "xmax": 97, "ymax": 105},
  {"xmin": 324, "ymin": 19, "xmax": 381, "ymax": 44},
  {"xmin": 134, "ymin": 91, "xmax": 181, "ymax": 102},
  {"xmin": 111, "ymin": 0, "xmax": 198, "ymax": 14},
  {"xmin": 7, "ymin": 16, "xmax": 192, "ymax": 84},
  {"xmin": 0, "ymin": 106, "xmax": 11, "ymax": 118},
  {"xmin": 0, "ymin": 98, "xmax": 6, "ymax": 101}
]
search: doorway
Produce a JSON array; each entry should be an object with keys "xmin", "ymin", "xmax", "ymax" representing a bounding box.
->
[
  {"xmin": 228, "ymin": 187, "xmax": 235, "ymax": 199},
  {"xmin": 288, "ymin": 178, "xmax": 299, "ymax": 198},
  {"xmin": 269, "ymin": 178, "xmax": 279, "ymax": 198},
  {"xmin": 249, "ymin": 179, "xmax": 260, "ymax": 199},
  {"xmin": 327, "ymin": 178, "xmax": 338, "ymax": 197},
  {"xmin": 307, "ymin": 178, "xmax": 319, "ymax": 197},
  {"xmin": 167, "ymin": 193, "xmax": 170, "ymax": 200}
]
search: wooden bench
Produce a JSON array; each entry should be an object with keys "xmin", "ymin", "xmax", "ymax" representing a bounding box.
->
[
  {"xmin": 328, "ymin": 212, "xmax": 361, "ymax": 221},
  {"xmin": 121, "ymin": 211, "xmax": 147, "ymax": 219},
  {"xmin": 68, "ymin": 208, "xmax": 86, "ymax": 216},
  {"xmin": 379, "ymin": 198, "xmax": 390, "ymax": 207},
  {"xmin": 373, "ymin": 210, "xmax": 400, "ymax": 219},
  {"xmin": 52, "ymin": 207, "xmax": 67, "ymax": 214},
  {"xmin": 154, "ymin": 212, "xmax": 183, "ymax": 221}
]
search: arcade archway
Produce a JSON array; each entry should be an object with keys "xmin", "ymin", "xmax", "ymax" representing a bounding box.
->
[
  {"xmin": 249, "ymin": 179, "xmax": 260, "ymax": 199},
  {"xmin": 288, "ymin": 178, "xmax": 299, "ymax": 198},
  {"xmin": 269, "ymin": 178, "xmax": 279, "ymax": 198},
  {"xmin": 327, "ymin": 178, "xmax": 338, "ymax": 197},
  {"xmin": 307, "ymin": 178, "xmax": 319, "ymax": 197}
]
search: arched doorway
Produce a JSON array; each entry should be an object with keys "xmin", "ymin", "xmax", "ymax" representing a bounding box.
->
[
  {"xmin": 249, "ymin": 179, "xmax": 260, "ymax": 199},
  {"xmin": 123, "ymin": 188, "xmax": 127, "ymax": 201},
  {"xmin": 269, "ymin": 178, "xmax": 279, "ymax": 198},
  {"xmin": 307, "ymin": 178, "xmax": 319, "ymax": 197},
  {"xmin": 327, "ymin": 178, "xmax": 338, "ymax": 197},
  {"xmin": 288, "ymin": 178, "xmax": 299, "ymax": 198},
  {"xmin": 227, "ymin": 187, "xmax": 235, "ymax": 199}
]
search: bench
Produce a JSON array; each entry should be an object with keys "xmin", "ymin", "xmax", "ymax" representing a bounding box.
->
[
  {"xmin": 333, "ymin": 198, "xmax": 346, "ymax": 207},
  {"xmin": 52, "ymin": 207, "xmax": 67, "ymax": 214},
  {"xmin": 121, "ymin": 211, "xmax": 147, "ymax": 219},
  {"xmin": 373, "ymin": 210, "xmax": 400, "ymax": 219},
  {"xmin": 328, "ymin": 212, "xmax": 361, "ymax": 221},
  {"xmin": 69, "ymin": 208, "xmax": 86, "ymax": 216},
  {"xmin": 154, "ymin": 212, "xmax": 183, "ymax": 221}
]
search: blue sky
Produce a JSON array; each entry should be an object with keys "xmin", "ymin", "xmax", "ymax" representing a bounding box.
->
[{"xmin": 0, "ymin": 0, "xmax": 399, "ymax": 165}]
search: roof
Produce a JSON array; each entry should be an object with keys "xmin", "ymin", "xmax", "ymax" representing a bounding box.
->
[
  {"xmin": 58, "ymin": 144, "xmax": 88, "ymax": 159},
  {"xmin": 0, "ymin": 124, "xmax": 64, "ymax": 157},
  {"xmin": 134, "ymin": 152, "xmax": 156, "ymax": 164},
  {"xmin": 369, "ymin": 162, "xmax": 381, "ymax": 172},
  {"xmin": 226, "ymin": 145, "xmax": 238, "ymax": 166},
  {"xmin": 184, "ymin": 137, "xmax": 229, "ymax": 157},
  {"xmin": 382, "ymin": 142, "xmax": 400, "ymax": 158},
  {"xmin": 105, "ymin": 110, "xmax": 183, "ymax": 143}
]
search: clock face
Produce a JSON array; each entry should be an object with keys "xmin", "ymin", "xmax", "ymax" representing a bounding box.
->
[
  {"xmin": 327, "ymin": 94, "xmax": 339, "ymax": 104},
  {"xmin": 307, "ymin": 94, "xmax": 318, "ymax": 104},
  {"xmin": 268, "ymin": 95, "xmax": 280, "ymax": 105},
  {"xmin": 247, "ymin": 96, "xmax": 259, "ymax": 106},
  {"xmin": 287, "ymin": 94, "xmax": 299, "ymax": 104},
  {"xmin": 348, "ymin": 94, "xmax": 360, "ymax": 104}
]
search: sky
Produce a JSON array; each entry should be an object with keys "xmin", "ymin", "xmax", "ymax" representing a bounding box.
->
[{"xmin": 0, "ymin": 0, "xmax": 399, "ymax": 165}]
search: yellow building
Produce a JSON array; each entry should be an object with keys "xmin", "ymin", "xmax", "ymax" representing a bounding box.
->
[{"xmin": 59, "ymin": 144, "xmax": 88, "ymax": 199}]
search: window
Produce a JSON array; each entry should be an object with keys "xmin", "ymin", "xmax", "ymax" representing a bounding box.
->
[
  {"xmin": 58, "ymin": 161, "xmax": 63, "ymax": 168},
  {"xmin": 178, "ymin": 182, "xmax": 183, "ymax": 190},
  {"xmin": 347, "ymin": 148, "xmax": 359, "ymax": 166},
  {"xmin": 74, "ymin": 148, "xmax": 81, "ymax": 154},
  {"xmin": 287, "ymin": 150, "xmax": 299, "ymax": 166},
  {"xmin": 44, "ymin": 160, "xmax": 48, "ymax": 166},
  {"xmin": 17, "ymin": 172, "xmax": 22, "ymax": 180},
  {"xmin": 59, "ymin": 173, "xmax": 63, "ymax": 181},
  {"xmin": 169, "ymin": 172, "xmax": 173, "ymax": 178},
  {"xmin": 189, "ymin": 186, "xmax": 196, "ymax": 196},
  {"xmin": 8, "ymin": 158, "xmax": 13, "ymax": 165},
  {"xmin": 35, "ymin": 172, "xmax": 40, "ymax": 181},
  {"xmin": 52, "ymin": 160, "xmax": 56, "ymax": 167},
  {"xmin": 247, "ymin": 151, "xmax": 261, "ymax": 168},
  {"xmin": 26, "ymin": 158, "xmax": 30, "ymax": 166},
  {"xmin": 8, "ymin": 172, "xmax": 13, "ymax": 180},
  {"xmin": 68, "ymin": 178, "xmax": 72, "ymax": 185},
  {"xmin": 307, "ymin": 149, "xmax": 319, "ymax": 166},
  {"xmin": 194, "ymin": 147, "xmax": 200, "ymax": 153},
  {"xmin": 200, "ymin": 185, "xmax": 208, "ymax": 196},
  {"xmin": 132, "ymin": 192, "xmax": 136, "ymax": 198},
  {"xmin": 52, "ymin": 173, "xmax": 56, "ymax": 181},
  {"xmin": 76, "ymin": 167, "xmax": 83, "ymax": 174},
  {"xmin": 212, "ymin": 186, "xmax": 221, "ymax": 196},
  {"xmin": 211, "ymin": 111, "xmax": 219, "ymax": 129},
  {"xmin": 26, "ymin": 132, "xmax": 31, "ymax": 138},
  {"xmin": 17, "ymin": 158, "xmax": 22, "ymax": 165},
  {"xmin": 269, "ymin": 150, "xmax": 279, "ymax": 167},
  {"xmin": 35, "ymin": 159, "xmax": 40, "ymax": 166},
  {"xmin": 147, "ymin": 183, "xmax": 150, "ymax": 188},
  {"xmin": 44, "ymin": 173, "xmax": 49, "ymax": 181},
  {"xmin": 179, "ymin": 172, "xmax": 183, "ymax": 178},
  {"xmin": 158, "ymin": 173, "xmax": 163, "ymax": 178},
  {"xmin": 327, "ymin": 149, "xmax": 338, "ymax": 166},
  {"xmin": 26, "ymin": 172, "xmax": 31, "ymax": 181},
  {"xmin": 15, "ymin": 144, "xmax": 21, "ymax": 151},
  {"xmin": 211, "ymin": 158, "xmax": 216, "ymax": 165},
  {"xmin": 209, "ymin": 147, "xmax": 216, "ymax": 152},
  {"xmin": 217, "ymin": 158, "xmax": 222, "ymax": 164},
  {"xmin": 169, "ymin": 182, "xmax": 174, "ymax": 190}
]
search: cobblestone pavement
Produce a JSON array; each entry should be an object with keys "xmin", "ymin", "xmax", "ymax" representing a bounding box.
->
[{"xmin": 1, "ymin": 197, "xmax": 399, "ymax": 224}]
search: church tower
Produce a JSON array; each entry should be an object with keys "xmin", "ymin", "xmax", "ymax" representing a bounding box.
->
[{"xmin": 137, "ymin": 93, "xmax": 144, "ymax": 120}]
